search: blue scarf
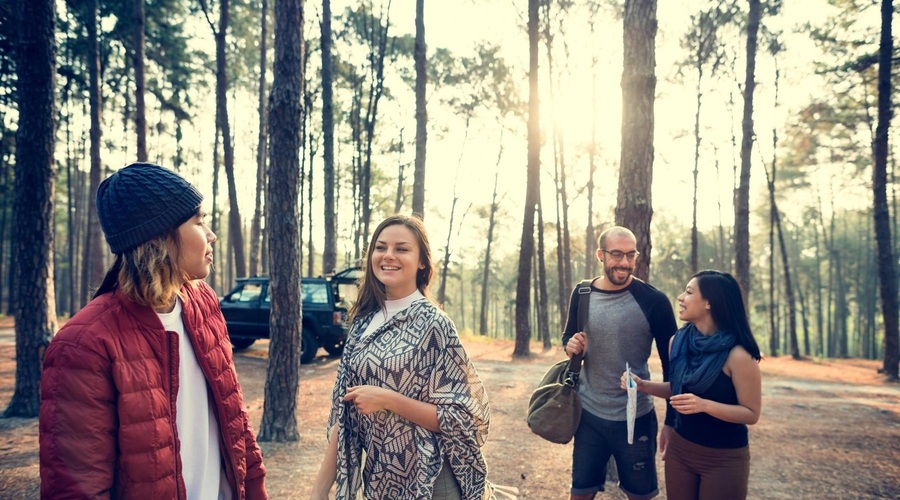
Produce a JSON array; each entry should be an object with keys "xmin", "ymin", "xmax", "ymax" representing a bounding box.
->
[{"xmin": 670, "ymin": 323, "xmax": 737, "ymax": 396}]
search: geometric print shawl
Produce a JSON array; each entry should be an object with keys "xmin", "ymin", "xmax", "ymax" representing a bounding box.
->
[{"xmin": 327, "ymin": 298, "xmax": 493, "ymax": 499}]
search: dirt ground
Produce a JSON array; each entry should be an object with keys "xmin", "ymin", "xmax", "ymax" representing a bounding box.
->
[{"xmin": 1, "ymin": 319, "xmax": 899, "ymax": 499}]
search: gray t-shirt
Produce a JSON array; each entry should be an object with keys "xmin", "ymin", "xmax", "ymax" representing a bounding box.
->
[{"xmin": 562, "ymin": 278, "xmax": 677, "ymax": 423}]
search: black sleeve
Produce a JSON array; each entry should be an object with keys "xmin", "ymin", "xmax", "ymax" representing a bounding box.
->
[
  {"xmin": 649, "ymin": 293, "xmax": 678, "ymax": 426},
  {"xmin": 560, "ymin": 285, "xmax": 581, "ymax": 346}
]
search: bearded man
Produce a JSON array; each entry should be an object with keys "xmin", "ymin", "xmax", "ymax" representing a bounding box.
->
[{"xmin": 562, "ymin": 226, "xmax": 677, "ymax": 500}]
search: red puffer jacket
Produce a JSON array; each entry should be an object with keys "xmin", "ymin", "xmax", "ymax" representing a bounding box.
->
[{"xmin": 39, "ymin": 281, "xmax": 267, "ymax": 499}]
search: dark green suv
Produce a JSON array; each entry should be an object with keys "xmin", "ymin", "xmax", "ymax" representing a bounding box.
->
[{"xmin": 219, "ymin": 267, "xmax": 361, "ymax": 364}]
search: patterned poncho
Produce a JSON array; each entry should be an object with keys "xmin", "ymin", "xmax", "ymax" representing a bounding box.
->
[{"xmin": 327, "ymin": 298, "xmax": 493, "ymax": 499}]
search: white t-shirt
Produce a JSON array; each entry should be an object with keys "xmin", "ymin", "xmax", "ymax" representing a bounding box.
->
[
  {"xmin": 361, "ymin": 290, "xmax": 425, "ymax": 338},
  {"xmin": 157, "ymin": 297, "xmax": 233, "ymax": 500}
]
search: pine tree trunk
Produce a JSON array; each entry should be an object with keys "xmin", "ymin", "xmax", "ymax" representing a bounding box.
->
[
  {"xmin": 4, "ymin": 0, "xmax": 58, "ymax": 418},
  {"xmin": 547, "ymin": 2, "xmax": 572, "ymax": 326},
  {"xmin": 83, "ymin": 0, "xmax": 105, "ymax": 306},
  {"xmin": 298, "ymin": 92, "xmax": 307, "ymax": 275},
  {"xmin": 797, "ymin": 277, "xmax": 811, "ymax": 356},
  {"xmin": 815, "ymin": 191, "xmax": 826, "ymax": 356},
  {"xmin": 321, "ymin": 0, "xmax": 337, "ymax": 274},
  {"xmin": 480, "ymin": 162, "xmax": 500, "ymax": 336},
  {"xmin": 874, "ymin": 0, "xmax": 898, "ymax": 379},
  {"xmin": 772, "ymin": 197, "xmax": 799, "ymax": 359},
  {"xmin": 515, "ymin": 0, "xmax": 540, "ymax": 358},
  {"xmin": 214, "ymin": 0, "xmax": 247, "ymax": 279},
  {"xmin": 0, "ymin": 153, "xmax": 9, "ymax": 312},
  {"xmin": 537, "ymin": 200, "xmax": 551, "ymax": 351},
  {"xmin": 768, "ymin": 203, "xmax": 777, "ymax": 357},
  {"xmin": 394, "ymin": 130, "xmax": 406, "ymax": 214},
  {"xmin": 691, "ymin": 75, "xmax": 702, "ymax": 274},
  {"xmin": 132, "ymin": 0, "xmax": 147, "ymax": 161},
  {"xmin": 63, "ymin": 102, "xmax": 77, "ymax": 315},
  {"xmin": 209, "ymin": 131, "xmax": 221, "ymax": 291},
  {"xmin": 734, "ymin": 0, "xmax": 761, "ymax": 303},
  {"xmin": 585, "ymin": 10, "xmax": 598, "ymax": 279},
  {"xmin": 438, "ymin": 194, "xmax": 458, "ymax": 306},
  {"xmin": 307, "ymin": 125, "xmax": 315, "ymax": 277},
  {"xmin": 249, "ymin": 0, "xmax": 269, "ymax": 277},
  {"xmin": 360, "ymin": 10, "xmax": 390, "ymax": 244},
  {"xmin": 259, "ymin": 0, "xmax": 304, "ymax": 442},
  {"xmin": 412, "ymin": 0, "xmax": 427, "ymax": 217},
  {"xmin": 615, "ymin": 0, "xmax": 657, "ymax": 282}
]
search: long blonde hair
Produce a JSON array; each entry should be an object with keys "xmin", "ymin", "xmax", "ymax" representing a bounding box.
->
[
  {"xmin": 94, "ymin": 213, "xmax": 196, "ymax": 309},
  {"xmin": 347, "ymin": 215, "xmax": 436, "ymax": 324}
]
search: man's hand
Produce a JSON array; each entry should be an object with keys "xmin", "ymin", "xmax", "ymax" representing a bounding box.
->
[{"xmin": 565, "ymin": 332, "xmax": 587, "ymax": 358}]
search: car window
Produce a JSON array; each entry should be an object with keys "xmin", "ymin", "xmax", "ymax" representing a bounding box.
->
[
  {"xmin": 232, "ymin": 283, "xmax": 263, "ymax": 302},
  {"xmin": 302, "ymin": 282, "xmax": 330, "ymax": 304},
  {"xmin": 335, "ymin": 282, "xmax": 358, "ymax": 309}
]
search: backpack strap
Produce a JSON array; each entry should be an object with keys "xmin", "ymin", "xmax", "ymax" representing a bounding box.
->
[
  {"xmin": 576, "ymin": 279, "xmax": 593, "ymax": 332},
  {"xmin": 565, "ymin": 279, "xmax": 594, "ymax": 384}
]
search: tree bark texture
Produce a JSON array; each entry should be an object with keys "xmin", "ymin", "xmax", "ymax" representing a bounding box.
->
[
  {"xmin": 438, "ymin": 195, "xmax": 457, "ymax": 305},
  {"xmin": 250, "ymin": 0, "xmax": 269, "ymax": 277},
  {"xmin": 4, "ymin": 0, "xmax": 58, "ymax": 418},
  {"xmin": 691, "ymin": 78, "xmax": 701, "ymax": 275},
  {"xmin": 209, "ymin": 130, "xmax": 221, "ymax": 291},
  {"xmin": 734, "ymin": 0, "xmax": 760, "ymax": 304},
  {"xmin": 83, "ymin": 0, "xmax": 105, "ymax": 307},
  {"xmin": 537, "ymin": 200, "xmax": 551, "ymax": 350},
  {"xmin": 874, "ymin": 0, "xmax": 898, "ymax": 379},
  {"xmin": 321, "ymin": 0, "xmax": 337, "ymax": 274},
  {"xmin": 215, "ymin": 0, "xmax": 247, "ymax": 279},
  {"xmin": 412, "ymin": 0, "xmax": 427, "ymax": 218},
  {"xmin": 775, "ymin": 211, "xmax": 799, "ymax": 359},
  {"xmin": 259, "ymin": 0, "xmax": 303, "ymax": 442},
  {"xmin": 132, "ymin": 0, "xmax": 147, "ymax": 161},
  {"xmin": 768, "ymin": 182, "xmax": 777, "ymax": 356},
  {"xmin": 514, "ymin": 0, "xmax": 540, "ymax": 358},
  {"xmin": 361, "ymin": 10, "xmax": 389, "ymax": 244},
  {"xmin": 615, "ymin": 0, "xmax": 657, "ymax": 282},
  {"xmin": 479, "ymin": 164, "xmax": 500, "ymax": 336}
]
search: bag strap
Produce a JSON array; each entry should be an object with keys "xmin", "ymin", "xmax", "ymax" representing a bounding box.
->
[
  {"xmin": 576, "ymin": 279, "xmax": 592, "ymax": 332},
  {"xmin": 565, "ymin": 279, "xmax": 593, "ymax": 385}
]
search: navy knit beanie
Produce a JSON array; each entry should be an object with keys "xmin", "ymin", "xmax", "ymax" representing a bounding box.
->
[{"xmin": 97, "ymin": 162, "xmax": 203, "ymax": 254}]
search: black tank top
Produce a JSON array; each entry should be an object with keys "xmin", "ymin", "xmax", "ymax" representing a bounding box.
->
[{"xmin": 674, "ymin": 370, "xmax": 748, "ymax": 449}]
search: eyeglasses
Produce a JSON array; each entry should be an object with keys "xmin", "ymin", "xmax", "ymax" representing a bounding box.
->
[{"xmin": 602, "ymin": 250, "xmax": 640, "ymax": 262}]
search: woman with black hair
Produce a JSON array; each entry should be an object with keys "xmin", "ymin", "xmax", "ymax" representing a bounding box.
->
[{"xmin": 623, "ymin": 270, "xmax": 761, "ymax": 500}]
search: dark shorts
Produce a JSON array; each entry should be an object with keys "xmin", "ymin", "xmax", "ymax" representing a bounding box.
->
[{"xmin": 571, "ymin": 409, "xmax": 659, "ymax": 499}]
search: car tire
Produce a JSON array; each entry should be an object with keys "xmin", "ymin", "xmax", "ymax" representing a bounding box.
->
[
  {"xmin": 323, "ymin": 340, "xmax": 345, "ymax": 357},
  {"xmin": 231, "ymin": 337, "xmax": 256, "ymax": 350},
  {"xmin": 300, "ymin": 328, "xmax": 318, "ymax": 364}
]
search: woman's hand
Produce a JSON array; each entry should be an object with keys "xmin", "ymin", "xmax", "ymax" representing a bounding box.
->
[
  {"xmin": 344, "ymin": 385, "xmax": 441, "ymax": 432},
  {"xmin": 620, "ymin": 371, "xmax": 644, "ymax": 391},
  {"xmin": 565, "ymin": 332, "xmax": 587, "ymax": 358},
  {"xmin": 309, "ymin": 427, "xmax": 338, "ymax": 500},
  {"xmin": 343, "ymin": 385, "xmax": 392, "ymax": 415},
  {"xmin": 669, "ymin": 393, "xmax": 708, "ymax": 415}
]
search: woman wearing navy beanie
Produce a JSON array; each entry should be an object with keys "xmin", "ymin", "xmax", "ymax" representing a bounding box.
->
[{"xmin": 39, "ymin": 162, "xmax": 268, "ymax": 499}]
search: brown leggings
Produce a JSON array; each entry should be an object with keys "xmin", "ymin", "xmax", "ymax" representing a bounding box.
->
[{"xmin": 665, "ymin": 431, "xmax": 750, "ymax": 500}]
